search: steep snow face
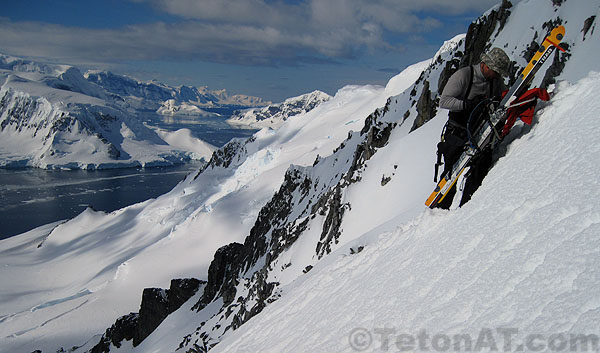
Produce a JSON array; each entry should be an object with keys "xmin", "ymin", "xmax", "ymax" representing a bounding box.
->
[
  {"xmin": 226, "ymin": 90, "xmax": 331, "ymax": 129},
  {"xmin": 211, "ymin": 69, "xmax": 600, "ymax": 353}
]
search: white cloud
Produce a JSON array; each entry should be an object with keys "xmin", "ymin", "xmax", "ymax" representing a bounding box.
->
[{"xmin": 0, "ymin": 0, "xmax": 506, "ymax": 67}]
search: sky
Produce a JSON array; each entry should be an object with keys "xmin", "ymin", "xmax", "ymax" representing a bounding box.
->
[{"xmin": 0, "ymin": 0, "xmax": 505, "ymax": 102}]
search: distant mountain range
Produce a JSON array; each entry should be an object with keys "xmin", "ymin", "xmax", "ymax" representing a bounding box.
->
[
  {"xmin": 0, "ymin": 54, "xmax": 272, "ymax": 169},
  {"xmin": 84, "ymin": 70, "xmax": 269, "ymax": 112}
]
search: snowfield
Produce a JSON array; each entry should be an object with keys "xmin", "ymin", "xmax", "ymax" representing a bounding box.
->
[
  {"xmin": 0, "ymin": 78, "xmax": 402, "ymax": 353},
  {"xmin": 0, "ymin": 1, "xmax": 599, "ymax": 352},
  {"xmin": 211, "ymin": 71, "xmax": 600, "ymax": 353}
]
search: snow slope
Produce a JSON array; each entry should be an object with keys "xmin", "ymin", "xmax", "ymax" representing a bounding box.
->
[
  {"xmin": 133, "ymin": 1, "xmax": 600, "ymax": 351},
  {"xmin": 212, "ymin": 70, "xmax": 600, "ymax": 353},
  {"xmin": 226, "ymin": 90, "xmax": 331, "ymax": 129},
  {"xmin": 0, "ymin": 72, "xmax": 417, "ymax": 353},
  {"xmin": 0, "ymin": 1, "xmax": 599, "ymax": 352}
]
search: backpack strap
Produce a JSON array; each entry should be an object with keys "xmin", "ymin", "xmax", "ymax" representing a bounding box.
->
[{"xmin": 464, "ymin": 65, "xmax": 474, "ymax": 100}]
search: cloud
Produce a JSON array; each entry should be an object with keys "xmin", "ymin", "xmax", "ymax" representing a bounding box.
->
[
  {"xmin": 0, "ymin": 0, "xmax": 503, "ymax": 67},
  {"xmin": 0, "ymin": 19, "xmax": 378, "ymax": 66}
]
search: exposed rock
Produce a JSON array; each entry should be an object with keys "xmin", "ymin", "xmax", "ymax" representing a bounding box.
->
[
  {"xmin": 134, "ymin": 288, "xmax": 168, "ymax": 346},
  {"xmin": 582, "ymin": 15, "xmax": 596, "ymax": 40},
  {"xmin": 91, "ymin": 313, "xmax": 139, "ymax": 353},
  {"xmin": 541, "ymin": 43, "xmax": 571, "ymax": 89},
  {"xmin": 411, "ymin": 80, "xmax": 438, "ymax": 132},
  {"xmin": 315, "ymin": 185, "xmax": 347, "ymax": 258},
  {"xmin": 381, "ymin": 174, "xmax": 392, "ymax": 186},
  {"xmin": 91, "ymin": 278, "xmax": 204, "ymax": 352},
  {"xmin": 168, "ymin": 278, "xmax": 205, "ymax": 313},
  {"xmin": 461, "ymin": 0, "xmax": 513, "ymax": 68},
  {"xmin": 193, "ymin": 243, "xmax": 244, "ymax": 311},
  {"xmin": 437, "ymin": 55, "xmax": 462, "ymax": 94},
  {"xmin": 195, "ymin": 137, "xmax": 255, "ymax": 178},
  {"xmin": 230, "ymin": 270, "xmax": 277, "ymax": 331}
]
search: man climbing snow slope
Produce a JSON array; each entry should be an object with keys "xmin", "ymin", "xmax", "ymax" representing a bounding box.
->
[{"xmin": 435, "ymin": 47, "xmax": 510, "ymax": 209}]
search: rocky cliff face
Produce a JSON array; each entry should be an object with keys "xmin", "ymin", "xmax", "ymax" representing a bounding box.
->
[
  {"xmin": 172, "ymin": 92, "xmax": 401, "ymax": 352},
  {"xmin": 91, "ymin": 278, "xmax": 204, "ymax": 353}
]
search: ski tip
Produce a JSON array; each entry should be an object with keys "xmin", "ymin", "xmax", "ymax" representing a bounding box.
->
[
  {"xmin": 548, "ymin": 26, "xmax": 566, "ymax": 52},
  {"xmin": 551, "ymin": 25, "xmax": 565, "ymax": 41}
]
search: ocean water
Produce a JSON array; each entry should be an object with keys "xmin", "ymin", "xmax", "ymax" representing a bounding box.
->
[
  {"xmin": 141, "ymin": 107, "xmax": 257, "ymax": 147},
  {"xmin": 0, "ymin": 163, "xmax": 201, "ymax": 239},
  {"xmin": 0, "ymin": 111, "xmax": 258, "ymax": 239}
]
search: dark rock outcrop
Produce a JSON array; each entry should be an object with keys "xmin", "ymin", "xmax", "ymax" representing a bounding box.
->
[
  {"xmin": 437, "ymin": 53, "xmax": 463, "ymax": 94},
  {"xmin": 411, "ymin": 80, "xmax": 438, "ymax": 132},
  {"xmin": 91, "ymin": 278, "xmax": 204, "ymax": 352},
  {"xmin": 192, "ymin": 243, "xmax": 245, "ymax": 311},
  {"xmin": 461, "ymin": 0, "xmax": 513, "ymax": 68},
  {"xmin": 315, "ymin": 185, "xmax": 347, "ymax": 257},
  {"xmin": 541, "ymin": 43, "xmax": 571, "ymax": 89},
  {"xmin": 195, "ymin": 136, "xmax": 255, "ymax": 179},
  {"xmin": 582, "ymin": 15, "xmax": 596, "ymax": 40},
  {"xmin": 134, "ymin": 288, "xmax": 168, "ymax": 346},
  {"xmin": 91, "ymin": 313, "xmax": 138, "ymax": 353}
]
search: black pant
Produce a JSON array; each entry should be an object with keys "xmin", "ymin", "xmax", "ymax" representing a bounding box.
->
[{"xmin": 436, "ymin": 146, "xmax": 493, "ymax": 209}]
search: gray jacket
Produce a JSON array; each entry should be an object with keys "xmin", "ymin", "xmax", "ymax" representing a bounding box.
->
[{"xmin": 439, "ymin": 64, "xmax": 507, "ymax": 112}]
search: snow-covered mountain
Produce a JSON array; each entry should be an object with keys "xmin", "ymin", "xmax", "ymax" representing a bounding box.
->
[
  {"xmin": 85, "ymin": 70, "xmax": 268, "ymax": 112},
  {"xmin": 0, "ymin": 55, "xmax": 268, "ymax": 169},
  {"xmin": 0, "ymin": 1, "xmax": 599, "ymax": 352},
  {"xmin": 226, "ymin": 90, "xmax": 331, "ymax": 129}
]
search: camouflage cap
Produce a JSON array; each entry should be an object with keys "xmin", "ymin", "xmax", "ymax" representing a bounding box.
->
[{"xmin": 480, "ymin": 47, "xmax": 510, "ymax": 77}]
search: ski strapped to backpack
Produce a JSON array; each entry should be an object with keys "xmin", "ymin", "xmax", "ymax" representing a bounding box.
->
[{"xmin": 425, "ymin": 25, "xmax": 566, "ymax": 209}]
